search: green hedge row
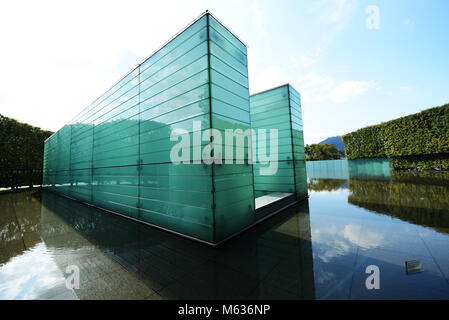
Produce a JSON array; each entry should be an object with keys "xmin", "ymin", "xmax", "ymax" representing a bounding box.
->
[
  {"xmin": 0, "ymin": 114, "xmax": 53, "ymax": 187},
  {"xmin": 342, "ymin": 103, "xmax": 449, "ymax": 169},
  {"xmin": 305, "ymin": 143, "xmax": 342, "ymax": 161}
]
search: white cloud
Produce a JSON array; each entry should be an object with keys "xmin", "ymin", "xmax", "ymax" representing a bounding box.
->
[
  {"xmin": 303, "ymin": 73, "xmax": 335, "ymax": 91},
  {"xmin": 328, "ymin": 80, "xmax": 373, "ymax": 104},
  {"xmin": 304, "ymin": 130, "xmax": 341, "ymax": 145},
  {"xmin": 249, "ymin": 65, "xmax": 374, "ymax": 112},
  {"xmin": 307, "ymin": 0, "xmax": 358, "ymax": 50},
  {"xmin": 343, "ymin": 224, "xmax": 384, "ymax": 249},
  {"xmin": 249, "ymin": 66, "xmax": 290, "ymax": 94},
  {"xmin": 249, "ymin": 0, "xmax": 357, "ymax": 94},
  {"xmin": 297, "ymin": 73, "xmax": 374, "ymax": 105}
]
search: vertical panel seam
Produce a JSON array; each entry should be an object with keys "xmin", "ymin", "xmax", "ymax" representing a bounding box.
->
[
  {"xmin": 248, "ymin": 82, "xmax": 257, "ymax": 215},
  {"xmin": 137, "ymin": 63, "xmax": 142, "ymax": 221},
  {"xmin": 69, "ymin": 125, "xmax": 73, "ymax": 189},
  {"xmin": 288, "ymin": 85, "xmax": 298, "ymax": 197},
  {"xmin": 91, "ymin": 114, "xmax": 95, "ymax": 202},
  {"xmin": 206, "ymin": 13, "xmax": 217, "ymax": 243}
]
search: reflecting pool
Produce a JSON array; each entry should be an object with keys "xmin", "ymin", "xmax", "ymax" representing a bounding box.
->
[{"xmin": 1, "ymin": 158, "xmax": 449, "ymax": 299}]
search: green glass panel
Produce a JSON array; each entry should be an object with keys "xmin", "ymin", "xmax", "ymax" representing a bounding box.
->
[
  {"xmin": 253, "ymin": 167, "xmax": 294, "ymax": 178},
  {"xmin": 254, "ymin": 117, "xmax": 291, "ymax": 130},
  {"xmin": 250, "ymin": 105, "xmax": 290, "ymax": 120},
  {"xmin": 214, "ymin": 172, "xmax": 253, "ymax": 191},
  {"xmin": 214, "ymin": 163, "xmax": 252, "ymax": 175},
  {"xmin": 208, "ymin": 14, "xmax": 254, "ymax": 242},
  {"xmin": 306, "ymin": 159, "xmax": 350, "ymax": 179},
  {"xmin": 211, "ymin": 84, "xmax": 249, "ymax": 111},
  {"xmin": 69, "ymin": 168, "xmax": 92, "ymax": 202},
  {"xmin": 250, "ymin": 84, "xmax": 307, "ymax": 199},
  {"xmin": 139, "ymin": 15, "xmax": 207, "ymax": 73},
  {"xmin": 140, "ymin": 32, "xmax": 208, "ymax": 86},
  {"xmin": 210, "ymin": 69, "xmax": 248, "ymax": 99},
  {"xmin": 254, "ymin": 183, "xmax": 295, "ymax": 193},
  {"xmin": 215, "ymin": 198, "xmax": 254, "ymax": 242},
  {"xmin": 140, "ymin": 84, "xmax": 210, "ymax": 119},
  {"xmin": 210, "ymin": 55, "xmax": 248, "ymax": 88},
  {"xmin": 211, "ymin": 99, "xmax": 250, "ymax": 123},
  {"xmin": 254, "ymin": 175, "xmax": 295, "ymax": 184},
  {"xmin": 212, "ymin": 113, "xmax": 249, "ymax": 131},
  {"xmin": 209, "ymin": 42, "xmax": 248, "ymax": 77},
  {"xmin": 209, "ymin": 15, "xmax": 246, "ymax": 55}
]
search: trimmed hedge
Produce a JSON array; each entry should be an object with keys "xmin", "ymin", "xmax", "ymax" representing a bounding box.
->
[
  {"xmin": 342, "ymin": 103, "xmax": 449, "ymax": 169},
  {"xmin": 342, "ymin": 125, "xmax": 385, "ymax": 159},
  {"xmin": 0, "ymin": 114, "xmax": 53, "ymax": 187}
]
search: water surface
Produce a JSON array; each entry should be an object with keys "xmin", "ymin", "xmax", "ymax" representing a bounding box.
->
[{"xmin": 1, "ymin": 159, "xmax": 448, "ymax": 299}]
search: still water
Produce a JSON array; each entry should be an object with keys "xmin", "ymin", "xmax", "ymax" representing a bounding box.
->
[{"xmin": 0, "ymin": 159, "xmax": 449, "ymax": 299}]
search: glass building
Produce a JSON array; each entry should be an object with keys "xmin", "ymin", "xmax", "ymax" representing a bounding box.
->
[
  {"xmin": 43, "ymin": 11, "xmax": 307, "ymax": 245},
  {"xmin": 250, "ymin": 84, "xmax": 307, "ymax": 199}
]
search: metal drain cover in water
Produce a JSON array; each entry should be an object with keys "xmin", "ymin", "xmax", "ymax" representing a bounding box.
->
[{"xmin": 405, "ymin": 260, "xmax": 423, "ymax": 275}]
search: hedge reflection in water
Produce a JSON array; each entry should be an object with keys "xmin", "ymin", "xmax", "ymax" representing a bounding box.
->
[{"xmin": 307, "ymin": 159, "xmax": 449, "ymax": 234}]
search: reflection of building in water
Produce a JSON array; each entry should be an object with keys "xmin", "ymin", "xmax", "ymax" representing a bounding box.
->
[
  {"xmin": 41, "ymin": 190, "xmax": 315, "ymax": 299},
  {"xmin": 41, "ymin": 192, "xmax": 157, "ymax": 300},
  {"xmin": 251, "ymin": 204, "xmax": 315, "ymax": 299},
  {"xmin": 348, "ymin": 172, "xmax": 449, "ymax": 235}
]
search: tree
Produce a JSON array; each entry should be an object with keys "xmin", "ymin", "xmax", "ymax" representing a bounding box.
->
[{"xmin": 305, "ymin": 143, "xmax": 342, "ymax": 161}]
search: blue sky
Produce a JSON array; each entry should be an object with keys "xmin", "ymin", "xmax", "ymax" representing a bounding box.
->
[{"xmin": 0, "ymin": 0, "xmax": 448, "ymax": 144}]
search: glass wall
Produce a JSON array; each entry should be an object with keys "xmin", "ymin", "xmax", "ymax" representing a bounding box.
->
[
  {"xmin": 209, "ymin": 15, "xmax": 255, "ymax": 242},
  {"xmin": 250, "ymin": 84, "xmax": 307, "ymax": 200},
  {"xmin": 306, "ymin": 159, "xmax": 349, "ymax": 180},
  {"xmin": 306, "ymin": 158, "xmax": 391, "ymax": 180},
  {"xmin": 137, "ymin": 15, "xmax": 213, "ymax": 241},
  {"xmin": 43, "ymin": 13, "xmax": 257, "ymax": 244},
  {"xmin": 289, "ymin": 86, "xmax": 308, "ymax": 199}
]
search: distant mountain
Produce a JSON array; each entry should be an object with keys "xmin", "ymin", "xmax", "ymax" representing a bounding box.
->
[{"xmin": 318, "ymin": 136, "xmax": 345, "ymax": 155}]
